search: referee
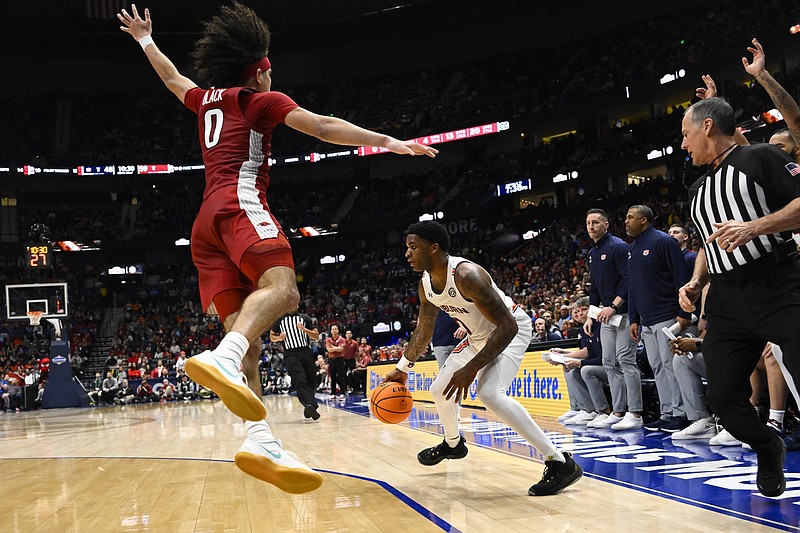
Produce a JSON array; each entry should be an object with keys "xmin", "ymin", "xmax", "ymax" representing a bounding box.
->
[
  {"xmin": 679, "ymin": 97, "xmax": 800, "ymax": 497},
  {"xmin": 270, "ymin": 312, "xmax": 321, "ymax": 420}
]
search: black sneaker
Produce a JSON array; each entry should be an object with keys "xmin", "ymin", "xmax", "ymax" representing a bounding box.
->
[
  {"xmin": 644, "ymin": 418, "xmax": 667, "ymax": 432},
  {"xmin": 303, "ymin": 405, "xmax": 321, "ymax": 420},
  {"xmin": 528, "ymin": 452, "xmax": 583, "ymax": 496},
  {"xmin": 756, "ymin": 433, "xmax": 786, "ymax": 497},
  {"xmin": 661, "ymin": 418, "xmax": 689, "ymax": 433},
  {"xmin": 417, "ymin": 437, "xmax": 468, "ymax": 466}
]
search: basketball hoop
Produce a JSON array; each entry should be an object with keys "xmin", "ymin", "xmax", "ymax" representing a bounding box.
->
[{"xmin": 27, "ymin": 311, "xmax": 44, "ymax": 326}]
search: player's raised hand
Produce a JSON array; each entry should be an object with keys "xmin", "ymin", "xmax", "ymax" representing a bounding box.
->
[
  {"xmin": 385, "ymin": 138, "xmax": 439, "ymax": 158},
  {"xmin": 742, "ymin": 38, "xmax": 766, "ymax": 78},
  {"xmin": 695, "ymin": 74, "xmax": 717, "ymax": 100},
  {"xmin": 118, "ymin": 4, "xmax": 152, "ymax": 42}
]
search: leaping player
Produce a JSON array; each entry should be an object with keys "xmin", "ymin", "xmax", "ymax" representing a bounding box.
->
[
  {"xmin": 384, "ymin": 221, "xmax": 582, "ymax": 496},
  {"xmin": 118, "ymin": 3, "xmax": 437, "ymax": 494}
]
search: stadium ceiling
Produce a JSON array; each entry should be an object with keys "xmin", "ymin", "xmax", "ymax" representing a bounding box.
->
[{"xmin": 1, "ymin": 0, "xmax": 525, "ymax": 57}]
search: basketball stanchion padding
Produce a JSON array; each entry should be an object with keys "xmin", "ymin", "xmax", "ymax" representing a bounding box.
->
[{"xmin": 370, "ymin": 382, "xmax": 413, "ymax": 424}]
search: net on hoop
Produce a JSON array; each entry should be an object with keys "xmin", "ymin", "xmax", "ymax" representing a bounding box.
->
[{"xmin": 27, "ymin": 311, "xmax": 44, "ymax": 326}]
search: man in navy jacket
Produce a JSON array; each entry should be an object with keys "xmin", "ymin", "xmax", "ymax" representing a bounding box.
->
[
  {"xmin": 626, "ymin": 205, "xmax": 692, "ymax": 432},
  {"xmin": 585, "ymin": 208, "xmax": 643, "ymax": 430}
]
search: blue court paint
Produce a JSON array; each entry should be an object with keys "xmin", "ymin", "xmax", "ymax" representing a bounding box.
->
[
  {"xmin": 0, "ymin": 455, "xmax": 460, "ymax": 533},
  {"xmin": 332, "ymin": 395, "xmax": 800, "ymax": 531}
]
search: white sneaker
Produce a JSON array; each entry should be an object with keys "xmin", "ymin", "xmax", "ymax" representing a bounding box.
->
[
  {"xmin": 565, "ymin": 411, "xmax": 597, "ymax": 425},
  {"xmin": 591, "ymin": 413, "xmax": 624, "ymax": 428},
  {"xmin": 185, "ymin": 350, "xmax": 266, "ymax": 421},
  {"xmin": 587, "ymin": 413, "xmax": 611, "ymax": 428},
  {"xmin": 558, "ymin": 409, "xmax": 581, "ymax": 423},
  {"xmin": 611, "ymin": 412, "xmax": 643, "ymax": 430},
  {"xmin": 709, "ymin": 428, "xmax": 742, "ymax": 446},
  {"xmin": 235, "ymin": 438, "xmax": 323, "ymax": 494},
  {"xmin": 671, "ymin": 417, "xmax": 717, "ymax": 440}
]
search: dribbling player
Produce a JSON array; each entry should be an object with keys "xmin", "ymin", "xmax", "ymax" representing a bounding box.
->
[
  {"xmin": 118, "ymin": 3, "xmax": 437, "ymax": 494},
  {"xmin": 384, "ymin": 221, "xmax": 583, "ymax": 496}
]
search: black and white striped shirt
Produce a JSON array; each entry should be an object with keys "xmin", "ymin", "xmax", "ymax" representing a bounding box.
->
[
  {"xmin": 270, "ymin": 313, "xmax": 315, "ymax": 350},
  {"xmin": 689, "ymin": 144, "xmax": 800, "ymax": 274}
]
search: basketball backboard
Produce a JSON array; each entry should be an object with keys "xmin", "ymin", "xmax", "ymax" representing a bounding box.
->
[{"xmin": 5, "ymin": 282, "xmax": 69, "ymax": 320}]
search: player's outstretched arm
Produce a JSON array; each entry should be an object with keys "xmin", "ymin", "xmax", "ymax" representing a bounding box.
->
[
  {"xmin": 284, "ymin": 108, "xmax": 438, "ymax": 158},
  {"xmin": 117, "ymin": 4, "xmax": 197, "ymax": 103},
  {"xmin": 384, "ymin": 283, "xmax": 439, "ymax": 384}
]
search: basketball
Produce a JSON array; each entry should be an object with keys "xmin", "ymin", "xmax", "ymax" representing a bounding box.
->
[{"xmin": 370, "ymin": 382, "xmax": 413, "ymax": 424}]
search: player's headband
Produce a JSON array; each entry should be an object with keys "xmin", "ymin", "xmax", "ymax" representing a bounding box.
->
[{"xmin": 243, "ymin": 56, "xmax": 271, "ymax": 80}]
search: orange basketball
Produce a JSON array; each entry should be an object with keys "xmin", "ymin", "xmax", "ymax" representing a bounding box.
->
[{"xmin": 370, "ymin": 382, "xmax": 413, "ymax": 424}]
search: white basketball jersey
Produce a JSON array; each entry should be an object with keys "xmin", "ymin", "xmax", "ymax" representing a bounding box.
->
[{"xmin": 421, "ymin": 255, "xmax": 517, "ymax": 351}]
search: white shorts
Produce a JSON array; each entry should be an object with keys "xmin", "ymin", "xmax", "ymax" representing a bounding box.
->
[{"xmin": 447, "ymin": 307, "xmax": 532, "ymax": 366}]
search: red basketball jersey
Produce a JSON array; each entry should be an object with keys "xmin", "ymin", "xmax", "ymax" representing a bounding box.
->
[{"xmin": 184, "ymin": 86, "xmax": 298, "ymax": 210}]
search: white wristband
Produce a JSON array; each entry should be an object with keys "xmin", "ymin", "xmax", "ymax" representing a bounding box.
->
[
  {"xmin": 138, "ymin": 35, "xmax": 155, "ymax": 50},
  {"xmin": 396, "ymin": 355, "xmax": 415, "ymax": 372}
]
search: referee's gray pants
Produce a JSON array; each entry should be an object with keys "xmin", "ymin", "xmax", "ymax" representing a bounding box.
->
[
  {"xmin": 600, "ymin": 316, "xmax": 642, "ymax": 413},
  {"xmin": 641, "ymin": 319, "xmax": 685, "ymax": 420}
]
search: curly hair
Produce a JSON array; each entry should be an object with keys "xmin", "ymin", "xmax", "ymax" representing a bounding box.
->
[{"xmin": 192, "ymin": 2, "xmax": 271, "ymax": 87}]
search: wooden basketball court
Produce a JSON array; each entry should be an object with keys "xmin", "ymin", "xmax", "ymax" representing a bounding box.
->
[{"xmin": 0, "ymin": 396, "xmax": 788, "ymax": 532}]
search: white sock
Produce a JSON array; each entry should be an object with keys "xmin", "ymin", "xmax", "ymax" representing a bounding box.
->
[
  {"xmin": 769, "ymin": 410, "xmax": 785, "ymax": 427},
  {"xmin": 216, "ymin": 331, "xmax": 249, "ymax": 364},
  {"xmin": 544, "ymin": 449, "xmax": 566, "ymax": 463},
  {"xmin": 245, "ymin": 419, "xmax": 275, "ymax": 443}
]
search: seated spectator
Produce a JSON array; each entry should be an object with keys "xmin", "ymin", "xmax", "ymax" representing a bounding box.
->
[
  {"xmin": 135, "ymin": 380, "xmax": 157, "ymax": 403},
  {"xmin": 150, "ymin": 360, "xmax": 168, "ymax": 379},
  {"xmin": 127, "ymin": 366, "xmax": 142, "ymax": 380},
  {"xmin": 174, "ymin": 351, "xmax": 187, "ymax": 375},
  {"xmin": 100, "ymin": 371, "xmax": 119, "ymax": 405},
  {"xmin": 158, "ymin": 378, "xmax": 175, "ymax": 403},
  {"xmin": 87, "ymin": 371, "xmax": 103, "ymax": 405},
  {"xmin": 549, "ymin": 298, "xmax": 609, "ymax": 425},
  {"xmin": 176, "ymin": 374, "xmax": 196, "ymax": 401},
  {"xmin": 275, "ymin": 370, "xmax": 291, "ymax": 394},
  {"xmin": 532, "ymin": 318, "xmax": 562, "ymax": 342},
  {"xmin": 115, "ymin": 379, "xmax": 136, "ymax": 405},
  {"xmin": 315, "ymin": 355, "xmax": 330, "ymax": 392},
  {"xmin": 2, "ymin": 377, "xmax": 23, "ymax": 413}
]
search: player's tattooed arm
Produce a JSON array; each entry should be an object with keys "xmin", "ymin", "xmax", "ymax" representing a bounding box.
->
[
  {"xmin": 454, "ymin": 263, "xmax": 518, "ymax": 371},
  {"xmin": 404, "ymin": 282, "xmax": 440, "ymax": 362}
]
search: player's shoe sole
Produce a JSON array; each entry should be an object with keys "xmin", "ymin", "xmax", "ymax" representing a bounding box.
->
[
  {"xmin": 185, "ymin": 353, "xmax": 266, "ymax": 421},
  {"xmin": 235, "ymin": 441, "xmax": 323, "ymax": 494}
]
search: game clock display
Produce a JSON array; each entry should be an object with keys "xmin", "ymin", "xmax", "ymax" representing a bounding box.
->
[{"xmin": 24, "ymin": 244, "xmax": 52, "ymax": 269}]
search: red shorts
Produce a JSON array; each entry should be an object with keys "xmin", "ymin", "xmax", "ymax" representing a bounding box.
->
[{"xmin": 191, "ymin": 199, "xmax": 294, "ymax": 322}]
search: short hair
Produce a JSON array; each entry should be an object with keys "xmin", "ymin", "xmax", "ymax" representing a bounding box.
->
[
  {"xmin": 669, "ymin": 223, "xmax": 689, "ymax": 235},
  {"xmin": 685, "ymin": 97, "xmax": 736, "ymax": 137},
  {"xmin": 586, "ymin": 208, "xmax": 608, "ymax": 221},
  {"xmin": 406, "ymin": 221, "xmax": 451, "ymax": 252},
  {"xmin": 575, "ymin": 296, "xmax": 590, "ymax": 308},
  {"xmin": 630, "ymin": 204, "xmax": 654, "ymax": 223},
  {"xmin": 773, "ymin": 128, "xmax": 793, "ymax": 138},
  {"xmin": 192, "ymin": 2, "xmax": 272, "ymax": 87}
]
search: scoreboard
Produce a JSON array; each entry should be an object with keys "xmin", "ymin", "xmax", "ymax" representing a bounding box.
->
[{"xmin": 24, "ymin": 243, "xmax": 52, "ymax": 270}]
